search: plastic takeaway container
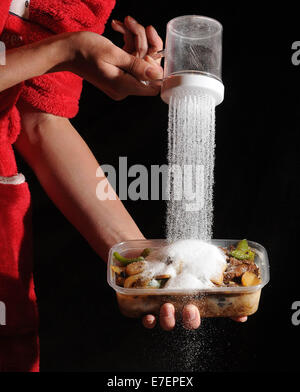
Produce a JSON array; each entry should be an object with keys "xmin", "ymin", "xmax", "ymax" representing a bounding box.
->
[{"xmin": 107, "ymin": 239, "xmax": 270, "ymax": 318}]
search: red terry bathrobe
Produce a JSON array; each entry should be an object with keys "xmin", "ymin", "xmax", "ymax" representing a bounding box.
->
[{"xmin": 0, "ymin": 0, "xmax": 115, "ymax": 372}]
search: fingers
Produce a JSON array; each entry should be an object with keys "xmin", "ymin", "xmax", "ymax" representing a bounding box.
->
[
  {"xmin": 111, "ymin": 20, "xmax": 135, "ymax": 54},
  {"xmin": 143, "ymin": 304, "xmax": 201, "ymax": 332},
  {"xmin": 103, "ymin": 35, "xmax": 163, "ymax": 81},
  {"xmin": 88, "ymin": 60, "xmax": 160, "ymax": 101},
  {"xmin": 120, "ymin": 51, "xmax": 163, "ymax": 82},
  {"xmin": 121, "ymin": 69, "xmax": 161, "ymax": 96},
  {"xmin": 144, "ymin": 54, "xmax": 162, "ymax": 70},
  {"xmin": 111, "ymin": 17, "xmax": 163, "ymax": 68},
  {"xmin": 231, "ymin": 316, "xmax": 248, "ymax": 322},
  {"xmin": 142, "ymin": 305, "xmax": 245, "ymax": 332},
  {"xmin": 145, "ymin": 25, "xmax": 163, "ymax": 66},
  {"xmin": 182, "ymin": 304, "xmax": 201, "ymax": 330},
  {"xmin": 145, "ymin": 25, "xmax": 163, "ymax": 53},
  {"xmin": 159, "ymin": 303, "xmax": 176, "ymax": 331},
  {"xmin": 142, "ymin": 314, "xmax": 157, "ymax": 329},
  {"xmin": 124, "ymin": 16, "xmax": 148, "ymax": 58},
  {"xmin": 111, "ymin": 19, "xmax": 126, "ymax": 34},
  {"xmin": 160, "ymin": 303, "xmax": 200, "ymax": 331}
]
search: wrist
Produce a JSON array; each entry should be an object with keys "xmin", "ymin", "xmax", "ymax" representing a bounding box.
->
[
  {"xmin": 63, "ymin": 31, "xmax": 96, "ymax": 77},
  {"xmin": 48, "ymin": 32, "xmax": 84, "ymax": 74}
]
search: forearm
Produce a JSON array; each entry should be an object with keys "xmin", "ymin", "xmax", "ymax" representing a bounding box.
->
[
  {"xmin": 14, "ymin": 105, "xmax": 145, "ymax": 260},
  {"xmin": 0, "ymin": 33, "xmax": 76, "ymax": 92}
]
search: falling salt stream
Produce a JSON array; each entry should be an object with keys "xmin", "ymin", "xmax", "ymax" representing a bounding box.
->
[
  {"xmin": 152, "ymin": 15, "xmax": 225, "ymax": 372},
  {"xmin": 166, "ymin": 90, "xmax": 216, "ymax": 242},
  {"xmin": 158, "ymin": 89, "xmax": 219, "ymax": 372}
]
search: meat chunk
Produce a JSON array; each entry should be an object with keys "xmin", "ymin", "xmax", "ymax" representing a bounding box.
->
[{"xmin": 223, "ymin": 259, "xmax": 259, "ymax": 283}]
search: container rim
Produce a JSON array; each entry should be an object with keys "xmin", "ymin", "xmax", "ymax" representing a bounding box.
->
[{"xmin": 107, "ymin": 239, "xmax": 270, "ymax": 296}]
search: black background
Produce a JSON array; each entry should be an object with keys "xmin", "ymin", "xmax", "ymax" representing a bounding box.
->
[{"xmin": 17, "ymin": 1, "xmax": 300, "ymax": 372}]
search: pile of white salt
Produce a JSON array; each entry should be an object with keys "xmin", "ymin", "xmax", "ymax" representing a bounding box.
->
[{"xmin": 144, "ymin": 239, "xmax": 227, "ymax": 290}]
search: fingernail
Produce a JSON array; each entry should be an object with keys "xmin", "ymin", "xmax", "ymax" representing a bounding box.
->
[
  {"xmin": 127, "ymin": 15, "xmax": 136, "ymax": 23},
  {"xmin": 149, "ymin": 316, "xmax": 155, "ymax": 324},
  {"xmin": 186, "ymin": 305, "xmax": 197, "ymax": 321},
  {"xmin": 146, "ymin": 315, "xmax": 156, "ymax": 326},
  {"xmin": 161, "ymin": 304, "xmax": 173, "ymax": 317},
  {"xmin": 190, "ymin": 308, "xmax": 197, "ymax": 321}
]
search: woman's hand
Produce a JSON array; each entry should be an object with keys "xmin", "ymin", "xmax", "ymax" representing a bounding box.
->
[
  {"xmin": 143, "ymin": 304, "xmax": 201, "ymax": 331},
  {"xmin": 0, "ymin": 18, "xmax": 163, "ymax": 99},
  {"xmin": 142, "ymin": 305, "xmax": 247, "ymax": 331},
  {"xmin": 69, "ymin": 30, "xmax": 163, "ymax": 101},
  {"xmin": 0, "ymin": 30, "xmax": 162, "ymax": 97}
]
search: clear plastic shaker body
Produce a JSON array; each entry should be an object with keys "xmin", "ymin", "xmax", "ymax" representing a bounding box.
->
[{"xmin": 161, "ymin": 15, "xmax": 224, "ymax": 105}]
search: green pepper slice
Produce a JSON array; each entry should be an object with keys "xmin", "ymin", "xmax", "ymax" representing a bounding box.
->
[
  {"xmin": 229, "ymin": 239, "xmax": 255, "ymax": 261},
  {"xmin": 236, "ymin": 239, "xmax": 249, "ymax": 252},
  {"xmin": 113, "ymin": 252, "xmax": 144, "ymax": 266},
  {"xmin": 230, "ymin": 249, "xmax": 255, "ymax": 261}
]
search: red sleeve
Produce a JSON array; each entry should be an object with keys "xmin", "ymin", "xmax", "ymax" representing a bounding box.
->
[
  {"xmin": 0, "ymin": 0, "xmax": 11, "ymax": 33},
  {"xmin": 18, "ymin": 0, "xmax": 116, "ymax": 118},
  {"xmin": 0, "ymin": 1, "xmax": 23, "ymax": 167},
  {"xmin": 29, "ymin": 0, "xmax": 116, "ymax": 35}
]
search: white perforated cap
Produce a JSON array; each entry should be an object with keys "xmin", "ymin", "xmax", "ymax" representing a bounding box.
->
[{"xmin": 161, "ymin": 73, "xmax": 224, "ymax": 105}]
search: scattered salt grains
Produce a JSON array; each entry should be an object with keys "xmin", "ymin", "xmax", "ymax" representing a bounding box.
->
[{"xmin": 150, "ymin": 317, "xmax": 224, "ymax": 372}]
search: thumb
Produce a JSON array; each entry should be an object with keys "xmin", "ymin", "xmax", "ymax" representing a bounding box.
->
[{"xmin": 119, "ymin": 51, "xmax": 163, "ymax": 81}]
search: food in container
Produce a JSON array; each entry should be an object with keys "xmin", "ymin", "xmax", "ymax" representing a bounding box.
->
[{"xmin": 107, "ymin": 239, "xmax": 270, "ymax": 318}]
